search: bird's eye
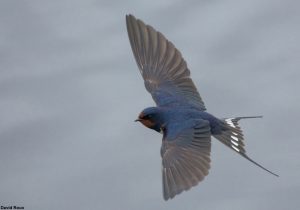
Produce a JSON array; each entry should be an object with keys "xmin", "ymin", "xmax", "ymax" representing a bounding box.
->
[{"xmin": 143, "ymin": 114, "xmax": 152, "ymax": 119}]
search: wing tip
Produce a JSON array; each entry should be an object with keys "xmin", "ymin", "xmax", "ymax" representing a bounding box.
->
[
  {"xmin": 125, "ymin": 14, "xmax": 138, "ymax": 28},
  {"xmin": 125, "ymin": 14, "xmax": 135, "ymax": 28},
  {"xmin": 125, "ymin": 13, "xmax": 134, "ymax": 19}
]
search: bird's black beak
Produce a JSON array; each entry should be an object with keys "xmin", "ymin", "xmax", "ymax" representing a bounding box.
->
[{"xmin": 135, "ymin": 119, "xmax": 141, "ymax": 122}]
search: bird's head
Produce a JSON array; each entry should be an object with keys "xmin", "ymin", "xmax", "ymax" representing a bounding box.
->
[{"xmin": 135, "ymin": 107, "xmax": 162, "ymax": 133}]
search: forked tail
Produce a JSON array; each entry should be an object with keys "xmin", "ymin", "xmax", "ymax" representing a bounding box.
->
[{"xmin": 214, "ymin": 116, "xmax": 279, "ymax": 177}]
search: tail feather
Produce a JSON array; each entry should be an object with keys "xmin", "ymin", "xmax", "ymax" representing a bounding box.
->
[{"xmin": 214, "ymin": 116, "xmax": 279, "ymax": 177}]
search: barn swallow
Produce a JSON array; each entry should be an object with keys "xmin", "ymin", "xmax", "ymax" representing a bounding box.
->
[{"xmin": 126, "ymin": 14, "xmax": 278, "ymax": 200}]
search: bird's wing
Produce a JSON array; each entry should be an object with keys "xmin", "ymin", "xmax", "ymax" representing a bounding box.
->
[
  {"xmin": 126, "ymin": 14, "xmax": 206, "ymax": 110},
  {"xmin": 160, "ymin": 119, "xmax": 211, "ymax": 200}
]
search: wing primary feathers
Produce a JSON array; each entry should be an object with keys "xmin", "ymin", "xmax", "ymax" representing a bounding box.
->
[
  {"xmin": 126, "ymin": 14, "xmax": 206, "ymax": 110},
  {"xmin": 161, "ymin": 119, "xmax": 211, "ymax": 200}
]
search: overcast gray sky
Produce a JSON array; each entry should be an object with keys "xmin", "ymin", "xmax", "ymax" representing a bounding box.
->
[{"xmin": 1, "ymin": 0, "xmax": 299, "ymax": 209}]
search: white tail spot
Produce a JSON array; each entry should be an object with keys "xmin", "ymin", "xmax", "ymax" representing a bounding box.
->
[
  {"xmin": 231, "ymin": 136, "xmax": 239, "ymax": 141},
  {"xmin": 231, "ymin": 140, "xmax": 239, "ymax": 147},
  {"xmin": 232, "ymin": 132, "xmax": 238, "ymax": 136},
  {"xmin": 232, "ymin": 145, "xmax": 240, "ymax": 152},
  {"xmin": 226, "ymin": 118, "xmax": 236, "ymax": 128}
]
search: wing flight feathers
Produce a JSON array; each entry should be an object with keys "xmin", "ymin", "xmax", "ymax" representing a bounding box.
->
[{"xmin": 126, "ymin": 14, "xmax": 206, "ymax": 110}]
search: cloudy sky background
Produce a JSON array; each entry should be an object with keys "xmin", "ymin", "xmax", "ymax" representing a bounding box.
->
[{"xmin": 1, "ymin": 0, "xmax": 299, "ymax": 209}]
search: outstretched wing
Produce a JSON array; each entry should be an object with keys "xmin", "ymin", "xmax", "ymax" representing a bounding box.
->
[
  {"xmin": 161, "ymin": 119, "xmax": 211, "ymax": 200},
  {"xmin": 126, "ymin": 14, "xmax": 206, "ymax": 110}
]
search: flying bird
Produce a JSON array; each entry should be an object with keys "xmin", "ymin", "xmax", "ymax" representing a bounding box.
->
[{"xmin": 126, "ymin": 14, "xmax": 278, "ymax": 200}]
